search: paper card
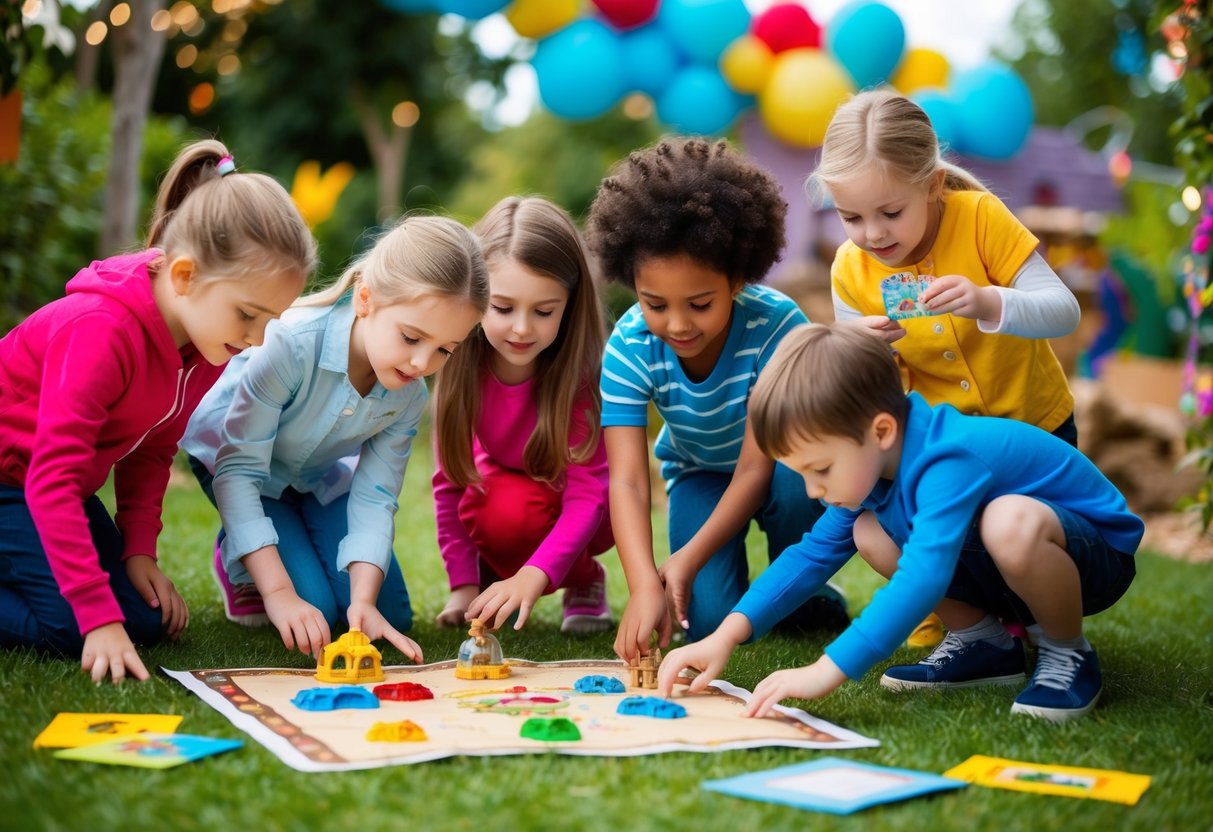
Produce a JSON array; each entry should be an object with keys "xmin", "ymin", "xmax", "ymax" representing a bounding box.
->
[
  {"xmin": 33, "ymin": 713, "xmax": 184, "ymax": 749},
  {"xmin": 880, "ymin": 271, "xmax": 936, "ymax": 320},
  {"xmin": 944, "ymin": 755, "xmax": 1151, "ymax": 806},
  {"xmin": 53, "ymin": 733, "xmax": 242, "ymax": 769},
  {"xmin": 702, "ymin": 757, "xmax": 966, "ymax": 814}
]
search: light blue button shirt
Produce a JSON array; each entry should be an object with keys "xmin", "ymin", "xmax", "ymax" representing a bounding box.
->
[{"xmin": 181, "ymin": 295, "xmax": 425, "ymax": 574}]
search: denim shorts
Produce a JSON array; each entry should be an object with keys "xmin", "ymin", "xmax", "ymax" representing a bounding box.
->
[{"xmin": 943, "ymin": 499, "xmax": 1136, "ymax": 625}]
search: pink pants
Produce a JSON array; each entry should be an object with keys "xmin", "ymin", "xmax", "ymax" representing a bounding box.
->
[{"xmin": 458, "ymin": 465, "xmax": 613, "ymax": 593}]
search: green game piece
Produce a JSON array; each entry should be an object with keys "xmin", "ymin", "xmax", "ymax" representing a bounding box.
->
[{"xmin": 519, "ymin": 717, "xmax": 581, "ymax": 742}]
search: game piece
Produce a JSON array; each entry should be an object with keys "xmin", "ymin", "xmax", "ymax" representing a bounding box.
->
[
  {"xmin": 626, "ymin": 648, "xmax": 661, "ymax": 689},
  {"xmin": 880, "ymin": 271, "xmax": 937, "ymax": 320},
  {"xmin": 53, "ymin": 733, "xmax": 242, "ymax": 769},
  {"xmin": 520, "ymin": 717, "xmax": 582, "ymax": 742},
  {"xmin": 315, "ymin": 628, "xmax": 384, "ymax": 684},
  {"xmin": 616, "ymin": 696, "xmax": 686, "ymax": 719},
  {"xmin": 367, "ymin": 721, "xmax": 428, "ymax": 743},
  {"xmin": 292, "ymin": 686, "xmax": 380, "ymax": 711},
  {"xmin": 373, "ymin": 681, "xmax": 434, "ymax": 701},
  {"xmin": 944, "ymin": 755, "xmax": 1152, "ymax": 805},
  {"xmin": 703, "ymin": 757, "xmax": 966, "ymax": 814},
  {"xmin": 455, "ymin": 618, "xmax": 511, "ymax": 680},
  {"xmin": 574, "ymin": 675, "xmax": 626, "ymax": 694},
  {"xmin": 33, "ymin": 713, "xmax": 183, "ymax": 749}
]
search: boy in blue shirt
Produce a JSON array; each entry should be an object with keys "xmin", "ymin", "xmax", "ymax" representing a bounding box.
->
[{"xmin": 658, "ymin": 323, "xmax": 1142, "ymax": 721}]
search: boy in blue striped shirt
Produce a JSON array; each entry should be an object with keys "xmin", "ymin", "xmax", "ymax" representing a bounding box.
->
[{"xmin": 586, "ymin": 138, "xmax": 848, "ymax": 661}]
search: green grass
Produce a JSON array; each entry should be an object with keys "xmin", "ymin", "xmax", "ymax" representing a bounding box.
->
[{"xmin": 2, "ymin": 438, "xmax": 1210, "ymax": 831}]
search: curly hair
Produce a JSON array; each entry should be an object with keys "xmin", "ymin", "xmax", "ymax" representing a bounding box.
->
[{"xmin": 585, "ymin": 138, "xmax": 788, "ymax": 288}]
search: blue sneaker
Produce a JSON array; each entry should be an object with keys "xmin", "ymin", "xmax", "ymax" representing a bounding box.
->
[
  {"xmin": 1011, "ymin": 643, "xmax": 1102, "ymax": 721},
  {"xmin": 881, "ymin": 633, "xmax": 1026, "ymax": 691}
]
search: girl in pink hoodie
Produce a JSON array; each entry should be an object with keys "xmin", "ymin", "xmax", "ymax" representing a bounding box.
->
[{"xmin": 0, "ymin": 139, "xmax": 314, "ymax": 684}]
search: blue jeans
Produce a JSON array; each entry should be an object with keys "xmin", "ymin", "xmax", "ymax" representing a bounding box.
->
[
  {"xmin": 0, "ymin": 483, "xmax": 164, "ymax": 655},
  {"xmin": 190, "ymin": 459, "xmax": 411, "ymax": 632},
  {"xmin": 667, "ymin": 462, "xmax": 827, "ymax": 641}
]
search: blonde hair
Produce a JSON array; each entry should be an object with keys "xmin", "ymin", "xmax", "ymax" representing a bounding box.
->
[
  {"xmin": 147, "ymin": 139, "xmax": 316, "ymax": 286},
  {"xmin": 295, "ymin": 215, "xmax": 489, "ymax": 315},
  {"xmin": 435, "ymin": 197, "xmax": 607, "ymax": 487},
  {"xmin": 750, "ymin": 323, "xmax": 908, "ymax": 457},
  {"xmin": 809, "ymin": 89, "xmax": 987, "ymax": 203}
]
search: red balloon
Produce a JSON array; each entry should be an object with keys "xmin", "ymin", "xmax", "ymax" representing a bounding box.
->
[
  {"xmin": 752, "ymin": 2, "xmax": 820, "ymax": 53},
  {"xmin": 591, "ymin": 0, "xmax": 659, "ymax": 31}
]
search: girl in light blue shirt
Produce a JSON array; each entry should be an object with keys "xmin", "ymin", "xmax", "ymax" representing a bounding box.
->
[{"xmin": 183, "ymin": 216, "xmax": 488, "ymax": 659}]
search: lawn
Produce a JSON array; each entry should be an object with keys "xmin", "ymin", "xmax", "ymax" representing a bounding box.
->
[{"xmin": 1, "ymin": 437, "xmax": 1210, "ymax": 832}]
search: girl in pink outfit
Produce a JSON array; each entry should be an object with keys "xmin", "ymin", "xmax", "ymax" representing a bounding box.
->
[
  {"xmin": 432, "ymin": 197, "xmax": 614, "ymax": 633},
  {"xmin": 0, "ymin": 140, "xmax": 314, "ymax": 684}
]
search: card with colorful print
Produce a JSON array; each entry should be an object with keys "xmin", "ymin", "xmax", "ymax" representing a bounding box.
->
[
  {"xmin": 53, "ymin": 733, "xmax": 242, "ymax": 768},
  {"xmin": 944, "ymin": 755, "xmax": 1151, "ymax": 805},
  {"xmin": 33, "ymin": 712, "xmax": 184, "ymax": 749},
  {"xmin": 880, "ymin": 271, "xmax": 936, "ymax": 320}
]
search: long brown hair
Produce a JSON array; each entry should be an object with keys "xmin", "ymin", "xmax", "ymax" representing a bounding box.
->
[{"xmin": 435, "ymin": 197, "xmax": 606, "ymax": 487}]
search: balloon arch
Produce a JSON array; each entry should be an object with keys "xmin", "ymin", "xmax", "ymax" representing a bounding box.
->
[{"xmin": 384, "ymin": 0, "xmax": 1034, "ymax": 161}]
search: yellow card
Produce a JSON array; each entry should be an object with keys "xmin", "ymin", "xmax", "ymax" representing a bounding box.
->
[
  {"xmin": 33, "ymin": 713, "xmax": 184, "ymax": 749},
  {"xmin": 944, "ymin": 755, "xmax": 1151, "ymax": 806}
]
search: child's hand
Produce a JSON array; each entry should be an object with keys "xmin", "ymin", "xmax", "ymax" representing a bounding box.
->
[
  {"xmin": 262, "ymin": 588, "xmax": 330, "ymax": 656},
  {"xmin": 847, "ymin": 315, "xmax": 906, "ymax": 344},
  {"xmin": 657, "ymin": 555, "xmax": 696, "ymax": 632},
  {"xmin": 348, "ymin": 602, "xmax": 424, "ymax": 664},
  {"xmin": 741, "ymin": 655, "xmax": 847, "ymax": 718},
  {"xmin": 655, "ymin": 632, "xmax": 735, "ymax": 697},
  {"xmin": 466, "ymin": 566, "xmax": 550, "ymax": 631},
  {"xmin": 435, "ymin": 585, "xmax": 479, "ymax": 628},
  {"xmin": 81, "ymin": 622, "xmax": 149, "ymax": 684},
  {"xmin": 613, "ymin": 583, "xmax": 672, "ymax": 662},
  {"xmin": 921, "ymin": 274, "xmax": 1001, "ymax": 321},
  {"xmin": 124, "ymin": 555, "xmax": 189, "ymax": 640}
]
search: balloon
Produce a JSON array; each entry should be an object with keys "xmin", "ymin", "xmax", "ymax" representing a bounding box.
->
[
  {"xmin": 758, "ymin": 48, "xmax": 852, "ymax": 148},
  {"xmin": 434, "ymin": 0, "xmax": 511, "ymax": 17},
  {"xmin": 532, "ymin": 19, "xmax": 626, "ymax": 120},
  {"xmin": 911, "ymin": 89, "xmax": 960, "ymax": 151},
  {"xmin": 620, "ymin": 25, "xmax": 682, "ymax": 97},
  {"xmin": 950, "ymin": 62, "xmax": 1034, "ymax": 160},
  {"xmin": 590, "ymin": 0, "xmax": 658, "ymax": 31},
  {"xmin": 505, "ymin": 0, "xmax": 580, "ymax": 39},
  {"xmin": 381, "ymin": 0, "xmax": 437, "ymax": 11},
  {"xmin": 658, "ymin": 0, "xmax": 751, "ymax": 66},
  {"xmin": 720, "ymin": 34, "xmax": 773, "ymax": 94},
  {"xmin": 826, "ymin": 0, "xmax": 905, "ymax": 89},
  {"xmin": 656, "ymin": 65, "xmax": 749, "ymax": 135},
  {"xmin": 752, "ymin": 2, "xmax": 820, "ymax": 53},
  {"xmin": 891, "ymin": 47, "xmax": 949, "ymax": 95}
]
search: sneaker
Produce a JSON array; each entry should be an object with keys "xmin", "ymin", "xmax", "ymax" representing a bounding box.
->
[
  {"xmin": 775, "ymin": 581, "xmax": 850, "ymax": 635},
  {"xmin": 905, "ymin": 613, "xmax": 946, "ymax": 649},
  {"xmin": 1011, "ymin": 643, "xmax": 1102, "ymax": 722},
  {"xmin": 881, "ymin": 633, "xmax": 1026, "ymax": 691},
  {"xmin": 212, "ymin": 540, "xmax": 269, "ymax": 627},
  {"xmin": 561, "ymin": 561, "xmax": 612, "ymax": 634}
]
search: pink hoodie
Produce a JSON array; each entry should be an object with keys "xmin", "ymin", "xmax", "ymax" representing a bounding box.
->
[{"xmin": 0, "ymin": 250, "xmax": 224, "ymax": 635}]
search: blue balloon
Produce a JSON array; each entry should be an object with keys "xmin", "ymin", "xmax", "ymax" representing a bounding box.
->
[
  {"xmin": 951, "ymin": 62, "xmax": 1034, "ymax": 160},
  {"xmin": 620, "ymin": 24, "xmax": 682, "ymax": 98},
  {"xmin": 912, "ymin": 90, "xmax": 960, "ymax": 152},
  {"xmin": 827, "ymin": 0, "xmax": 905, "ymax": 89},
  {"xmin": 656, "ymin": 66, "xmax": 749, "ymax": 135},
  {"xmin": 381, "ymin": 0, "xmax": 437, "ymax": 11},
  {"xmin": 532, "ymin": 19, "xmax": 626, "ymax": 121},
  {"xmin": 433, "ymin": 0, "xmax": 510, "ymax": 18},
  {"xmin": 657, "ymin": 0, "xmax": 750, "ymax": 66}
]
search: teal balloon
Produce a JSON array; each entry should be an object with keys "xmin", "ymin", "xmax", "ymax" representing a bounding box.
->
[
  {"xmin": 912, "ymin": 90, "xmax": 960, "ymax": 151},
  {"xmin": 620, "ymin": 25, "xmax": 682, "ymax": 97},
  {"xmin": 657, "ymin": 0, "xmax": 750, "ymax": 65},
  {"xmin": 827, "ymin": 0, "xmax": 905, "ymax": 89},
  {"xmin": 434, "ymin": 0, "xmax": 510, "ymax": 18},
  {"xmin": 533, "ymin": 19, "xmax": 626, "ymax": 120},
  {"xmin": 656, "ymin": 66, "xmax": 749, "ymax": 135},
  {"xmin": 951, "ymin": 63, "xmax": 1034, "ymax": 160}
]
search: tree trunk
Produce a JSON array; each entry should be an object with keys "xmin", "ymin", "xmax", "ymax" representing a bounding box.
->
[
  {"xmin": 100, "ymin": 0, "xmax": 166, "ymax": 255},
  {"xmin": 351, "ymin": 86, "xmax": 411, "ymax": 222},
  {"xmin": 74, "ymin": 0, "xmax": 114, "ymax": 92}
]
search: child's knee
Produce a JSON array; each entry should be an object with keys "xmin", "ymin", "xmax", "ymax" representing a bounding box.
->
[{"xmin": 981, "ymin": 496, "xmax": 1063, "ymax": 573}]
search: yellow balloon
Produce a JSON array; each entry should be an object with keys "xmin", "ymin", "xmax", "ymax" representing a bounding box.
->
[
  {"xmin": 890, "ymin": 47, "xmax": 950, "ymax": 95},
  {"xmin": 505, "ymin": 0, "xmax": 581, "ymax": 40},
  {"xmin": 720, "ymin": 34, "xmax": 774, "ymax": 95},
  {"xmin": 758, "ymin": 49, "xmax": 853, "ymax": 148},
  {"xmin": 291, "ymin": 160, "xmax": 355, "ymax": 230}
]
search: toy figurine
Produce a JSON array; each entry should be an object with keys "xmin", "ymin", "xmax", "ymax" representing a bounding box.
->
[
  {"xmin": 455, "ymin": 618, "xmax": 511, "ymax": 680},
  {"xmin": 315, "ymin": 628, "xmax": 384, "ymax": 683}
]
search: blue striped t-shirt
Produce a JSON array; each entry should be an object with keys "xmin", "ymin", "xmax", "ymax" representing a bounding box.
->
[{"xmin": 600, "ymin": 284, "xmax": 807, "ymax": 485}]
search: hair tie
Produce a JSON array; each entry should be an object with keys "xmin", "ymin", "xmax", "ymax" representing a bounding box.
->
[{"xmin": 216, "ymin": 154, "xmax": 236, "ymax": 176}]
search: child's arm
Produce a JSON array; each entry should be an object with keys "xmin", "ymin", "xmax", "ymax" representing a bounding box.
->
[
  {"xmin": 347, "ymin": 562, "xmax": 423, "ymax": 663},
  {"xmin": 656, "ymin": 611, "xmax": 753, "ymax": 696},
  {"xmin": 81, "ymin": 622, "xmax": 150, "ymax": 685},
  {"xmin": 920, "ymin": 254, "xmax": 1079, "ymax": 337},
  {"xmin": 606, "ymin": 425, "xmax": 671, "ymax": 661},
  {"xmin": 741, "ymin": 654, "xmax": 848, "ymax": 717},
  {"xmin": 242, "ymin": 544, "xmax": 330, "ymax": 656},
  {"xmin": 431, "ymin": 447, "xmax": 480, "ymax": 627}
]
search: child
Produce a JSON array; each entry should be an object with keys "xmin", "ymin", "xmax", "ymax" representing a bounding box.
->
[
  {"xmin": 432, "ymin": 196, "xmax": 614, "ymax": 634},
  {"xmin": 586, "ymin": 138, "xmax": 848, "ymax": 661},
  {"xmin": 182, "ymin": 216, "xmax": 487, "ymax": 659},
  {"xmin": 817, "ymin": 89, "xmax": 1082, "ymax": 648},
  {"xmin": 658, "ymin": 324, "xmax": 1142, "ymax": 722},
  {"xmin": 0, "ymin": 140, "xmax": 314, "ymax": 683}
]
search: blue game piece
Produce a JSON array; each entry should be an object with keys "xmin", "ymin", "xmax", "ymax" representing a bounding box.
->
[
  {"xmin": 292, "ymin": 686, "xmax": 380, "ymax": 711},
  {"xmin": 616, "ymin": 695, "xmax": 686, "ymax": 719},
  {"xmin": 574, "ymin": 675, "xmax": 626, "ymax": 694}
]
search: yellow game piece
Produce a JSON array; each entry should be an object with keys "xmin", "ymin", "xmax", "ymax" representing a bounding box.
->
[
  {"xmin": 366, "ymin": 720, "xmax": 428, "ymax": 743},
  {"xmin": 315, "ymin": 628, "xmax": 384, "ymax": 684}
]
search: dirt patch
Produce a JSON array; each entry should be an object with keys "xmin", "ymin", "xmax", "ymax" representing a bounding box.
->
[{"xmin": 1140, "ymin": 511, "xmax": 1213, "ymax": 563}]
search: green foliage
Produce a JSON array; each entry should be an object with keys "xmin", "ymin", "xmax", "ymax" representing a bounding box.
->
[{"xmin": 1161, "ymin": 1, "xmax": 1213, "ymax": 186}]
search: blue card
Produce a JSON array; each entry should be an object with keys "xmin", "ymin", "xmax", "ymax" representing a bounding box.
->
[
  {"xmin": 702, "ymin": 757, "xmax": 966, "ymax": 814},
  {"xmin": 53, "ymin": 732, "xmax": 243, "ymax": 768}
]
